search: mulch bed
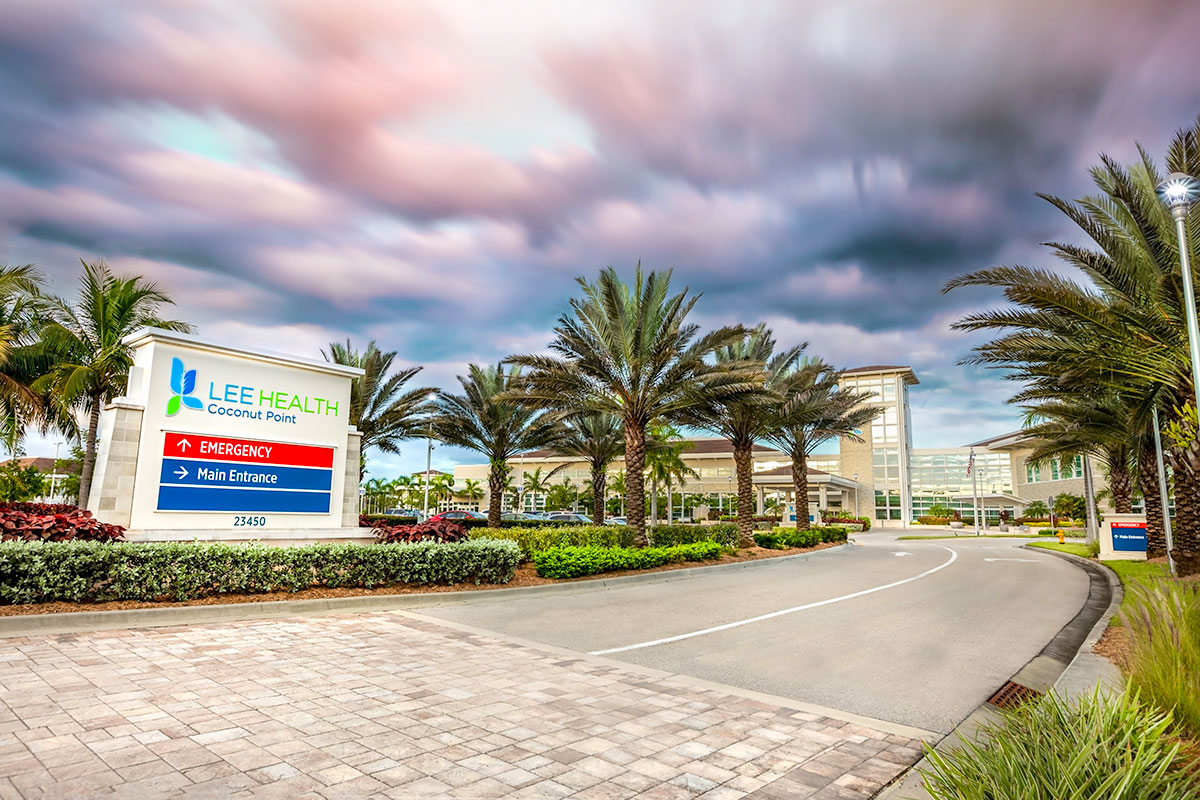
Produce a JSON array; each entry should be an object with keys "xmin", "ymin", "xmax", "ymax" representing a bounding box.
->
[
  {"xmin": 1093, "ymin": 625, "xmax": 1131, "ymax": 673},
  {"xmin": 0, "ymin": 542, "xmax": 840, "ymax": 617}
]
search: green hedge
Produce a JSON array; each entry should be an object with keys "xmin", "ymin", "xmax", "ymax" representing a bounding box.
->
[
  {"xmin": 649, "ymin": 522, "xmax": 739, "ymax": 548},
  {"xmin": 754, "ymin": 526, "xmax": 849, "ymax": 550},
  {"xmin": 532, "ymin": 541, "xmax": 723, "ymax": 579},
  {"xmin": 468, "ymin": 525, "xmax": 634, "ymax": 560},
  {"xmin": 0, "ymin": 540, "xmax": 522, "ymax": 604}
]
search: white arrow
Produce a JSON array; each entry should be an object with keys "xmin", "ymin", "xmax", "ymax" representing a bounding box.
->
[
  {"xmin": 175, "ymin": 466, "xmax": 188, "ymax": 480},
  {"xmin": 178, "ymin": 438, "xmax": 191, "ymax": 452},
  {"xmin": 984, "ymin": 557, "xmax": 1038, "ymax": 563},
  {"xmin": 893, "ymin": 551, "xmax": 913, "ymax": 557}
]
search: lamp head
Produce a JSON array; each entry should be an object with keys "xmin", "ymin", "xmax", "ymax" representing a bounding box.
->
[{"xmin": 1158, "ymin": 172, "xmax": 1199, "ymax": 210}]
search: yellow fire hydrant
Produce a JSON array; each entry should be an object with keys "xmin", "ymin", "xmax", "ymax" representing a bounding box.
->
[{"xmin": 1057, "ymin": 530, "xmax": 1065, "ymax": 543}]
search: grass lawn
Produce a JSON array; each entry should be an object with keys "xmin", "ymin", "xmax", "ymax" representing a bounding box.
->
[
  {"xmin": 1027, "ymin": 541, "xmax": 1094, "ymax": 558},
  {"xmin": 1026, "ymin": 541, "xmax": 1171, "ymax": 620}
]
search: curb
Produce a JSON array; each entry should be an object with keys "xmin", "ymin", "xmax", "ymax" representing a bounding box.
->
[
  {"xmin": 876, "ymin": 543, "xmax": 1121, "ymax": 799},
  {"xmin": 0, "ymin": 542, "xmax": 857, "ymax": 638}
]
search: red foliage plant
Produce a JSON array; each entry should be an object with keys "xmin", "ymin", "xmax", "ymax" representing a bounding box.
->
[
  {"xmin": 0, "ymin": 503, "xmax": 126, "ymax": 542},
  {"xmin": 369, "ymin": 518, "xmax": 467, "ymax": 544}
]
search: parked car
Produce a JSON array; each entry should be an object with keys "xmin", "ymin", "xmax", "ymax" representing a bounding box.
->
[
  {"xmin": 428, "ymin": 510, "xmax": 487, "ymax": 522},
  {"xmin": 547, "ymin": 513, "xmax": 593, "ymax": 524},
  {"xmin": 382, "ymin": 508, "xmax": 425, "ymax": 521},
  {"xmin": 501, "ymin": 512, "xmax": 536, "ymax": 521},
  {"xmin": 604, "ymin": 517, "xmax": 627, "ymax": 526}
]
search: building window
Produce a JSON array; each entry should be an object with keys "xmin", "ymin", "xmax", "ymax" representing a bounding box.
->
[{"xmin": 1026, "ymin": 455, "xmax": 1082, "ymax": 483}]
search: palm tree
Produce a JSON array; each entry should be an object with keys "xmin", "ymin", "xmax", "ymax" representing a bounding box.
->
[
  {"xmin": 553, "ymin": 412, "xmax": 625, "ymax": 523},
  {"xmin": 522, "ymin": 466, "xmax": 565, "ymax": 514},
  {"xmin": 610, "ymin": 471, "xmax": 627, "ymax": 515},
  {"xmin": 461, "ymin": 478, "xmax": 483, "ymax": 511},
  {"xmin": 765, "ymin": 360, "xmax": 879, "ymax": 529},
  {"xmin": 1023, "ymin": 500, "xmax": 1050, "ymax": 519},
  {"xmin": 681, "ymin": 325, "xmax": 803, "ymax": 546},
  {"xmin": 645, "ymin": 434, "xmax": 699, "ymax": 528},
  {"xmin": 432, "ymin": 363, "xmax": 562, "ymax": 527},
  {"xmin": 943, "ymin": 119, "xmax": 1200, "ymax": 572},
  {"xmin": 0, "ymin": 265, "xmax": 49, "ymax": 451},
  {"xmin": 323, "ymin": 340, "xmax": 437, "ymax": 481},
  {"xmin": 36, "ymin": 260, "xmax": 192, "ymax": 508},
  {"xmin": 507, "ymin": 265, "xmax": 758, "ymax": 546}
]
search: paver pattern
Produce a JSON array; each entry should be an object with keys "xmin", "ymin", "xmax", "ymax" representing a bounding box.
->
[{"xmin": 0, "ymin": 613, "xmax": 923, "ymax": 798}]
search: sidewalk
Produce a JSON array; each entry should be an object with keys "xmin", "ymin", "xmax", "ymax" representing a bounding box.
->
[{"xmin": 0, "ymin": 610, "xmax": 924, "ymax": 799}]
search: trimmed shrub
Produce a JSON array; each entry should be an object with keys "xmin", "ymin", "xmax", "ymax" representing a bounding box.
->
[
  {"xmin": 372, "ymin": 520, "xmax": 467, "ymax": 544},
  {"xmin": 820, "ymin": 511, "xmax": 872, "ymax": 531},
  {"xmin": 755, "ymin": 526, "xmax": 849, "ymax": 550},
  {"xmin": 359, "ymin": 513, "xmax": 419, "ymax": 526},
  {"xmin": 469, "ymin": 525, "xmax": 634, "ymax": 560},
  {"xmin": 532, "ymin": 542, "xmax": 722, "ymax": 579},
  {"xmin": 0, "ymin": 502, "xmax": 124, "ymax": 542},
  {"xmin": 649, "ymin": 523, "xmax": 739, "ymax": 548},
  {"xmin": 917, "ymin": 516, "xmax": 954, "ymax": 526},
  {"xmin": 717, "ymin": 514, "xmax": 781, "ymax": 524},
  {"xmin": 0, "ymin": 539, "xmax": 522, "ymax": 604},
  {"xmin": 921, "ymin": 689, "xmax": 1199, "ymax": 799}
]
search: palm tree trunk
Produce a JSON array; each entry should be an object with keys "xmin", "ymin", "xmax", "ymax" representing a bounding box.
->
[
  {"xmin": 625, "ymin": 422, "xmax": 648, "ymax": 547},
  {"xmin": 1165, "ymin": 440, "xmax": 1200, "ymax": 575},
  {"xmin": 592, "ymin": 467, "xmax": 606, "ymax": 524},
  {"xmin": 487, "ymin": 465, "xmax": 504, "ymax": 528},
  {"xmin": 666, "ymin": 475, "xmax": 672, "ymax": 524},
  {"xmin": 732, "ymin": 442, "xmax": 755, "ymax": 547},
  {"xmin": 77, "ymin": 394, "xmax": 102, "ymax": 509},
  {"xmin": 1138, "ymin": 448, "xmax": 1167, "ymax": 559},
  {"xmin": 791, "ymin": 450, "xmax": 810, "ymax": 531},
  {"xmin": 1107, "ymin": 451, "xmax": 1133, "ymax": 513}
]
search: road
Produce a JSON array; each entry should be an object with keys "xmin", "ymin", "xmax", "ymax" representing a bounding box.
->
[{"xmin": 412, "ymin": 534, "xmax": 1090, "ymax": 733}]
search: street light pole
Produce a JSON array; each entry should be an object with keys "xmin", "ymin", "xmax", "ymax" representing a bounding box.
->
[
  {"xmin": 853, "ymin": 472, "xmax": 859, "ymax": 517},
  {"xmin": 1152, "ymin": 405, "xmax": 1178, "ymax": 576},
  {"xmin": 1160, "ymin": 173, "xmax": 1200, "ymax": 405},
  {"xmin": 422, "ymin": 392, "xmax": 437, "ymax": 520}
]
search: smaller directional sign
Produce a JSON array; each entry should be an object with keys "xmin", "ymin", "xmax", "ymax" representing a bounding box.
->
[
  {"xmin": 157, "ymin": 432, "xmax": 335, "ymax": 514},
  {"xmin": 159, "ymin": 458, "xmax": 332, "ymax": 491}
]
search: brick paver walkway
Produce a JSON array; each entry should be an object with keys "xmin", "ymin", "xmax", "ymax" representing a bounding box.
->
[{"xmin": 0, "ymin": 613, "xmax": 923, "ymax": 798}]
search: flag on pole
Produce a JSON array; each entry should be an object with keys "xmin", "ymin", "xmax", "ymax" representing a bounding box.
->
[{"xmin": 966, "ymin": 450, "xmax": 975, "ymax": 476}]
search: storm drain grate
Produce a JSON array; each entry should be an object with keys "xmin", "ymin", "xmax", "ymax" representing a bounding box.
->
[{"xmin": 987, "ymin": 680, "xmax": 1042, "ymax": 710}]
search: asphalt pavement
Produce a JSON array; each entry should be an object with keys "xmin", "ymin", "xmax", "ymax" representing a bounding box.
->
[{"xmin": 413, "ymin": 533, "xmax": 1090, "ymax": 733}]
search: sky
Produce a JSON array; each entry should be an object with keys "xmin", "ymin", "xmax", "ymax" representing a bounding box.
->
[{"xmin": 2, "ymin": 0, "xmax": 1199, "ymax": 478}]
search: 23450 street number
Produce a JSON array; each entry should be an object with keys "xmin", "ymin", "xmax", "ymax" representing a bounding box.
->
[{"xmin": 233, "ymin": 516, "xmax": 267, "ymax": 527}]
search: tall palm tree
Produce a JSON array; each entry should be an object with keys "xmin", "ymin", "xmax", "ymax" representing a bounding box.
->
[
  {"xmin": 765, "ymin": 360, "xmax": 879, "ymax": 529},
  {"xmin": 553, "ymin": 412, "xmax": 625, "ymax": 523},
  {"xmin": 943, "ymin": 119, "xmax": 1200, "ymax": 572},
  {"xmin": 681, "ymin": 325, "xmax": 803, "ymax": 546},
  {"xmin": 507, "ymin": 265, "xmax": 758, "ymax": 546},
  {"xmin": 323, "ymin": 340, "xmax": 437, "ymax": 481},
  {"xmin": 433, "ymin": 363, "xmax": 562, "ymax": 527},
  {"xmin": 36, "ymin": 260, "xmax": 191, "ymax": 508}
]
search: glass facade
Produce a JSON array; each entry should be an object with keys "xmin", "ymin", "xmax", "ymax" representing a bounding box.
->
[
  {"xmin": 844, "ymin": 373, "xmax": 912, "ymax": 521},
  {"xmin": 1025, "ymin": 455, "xmax": 1083, "ymax": 483},
  {"xmin": 909, "ymin": 450, "xmax": 1013, "ymax": 520}
]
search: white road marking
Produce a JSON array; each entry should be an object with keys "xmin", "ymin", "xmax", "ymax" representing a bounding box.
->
[
  {"xmin": 892, "ymin": 551, "xmax": 912, "ymax": 557},
  {"xmin": 589, "ymin": 546, "xmax": 959, "ymax": 655},
  {"xmin": 984, "ymin": 557, "xmax": 1038, "ymax": 563}
]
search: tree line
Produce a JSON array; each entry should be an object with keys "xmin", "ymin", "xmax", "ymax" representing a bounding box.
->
[{"xmin": 359, "ymin": 266, "xmax": 880, "ymax": 547}]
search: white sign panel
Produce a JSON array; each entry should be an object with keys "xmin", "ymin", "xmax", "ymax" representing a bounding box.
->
[{"xmin": 121, "ymin": 330, "xmax": 358, "ymax": 531}]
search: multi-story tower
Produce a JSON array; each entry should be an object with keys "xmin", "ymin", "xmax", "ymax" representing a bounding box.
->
[{"xmin": 837, "ymin": 366, "xmax": 919, "ymax": 525}]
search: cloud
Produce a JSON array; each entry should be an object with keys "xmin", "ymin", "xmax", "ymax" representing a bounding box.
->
[{"xmin": 1, "ymin": 0, "xmax": 1198, "ymax": 475}]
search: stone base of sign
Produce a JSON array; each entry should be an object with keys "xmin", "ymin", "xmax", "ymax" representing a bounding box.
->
[{"xmin": 123, "ymin": 527, "xmax": 373, "ymax": 546}]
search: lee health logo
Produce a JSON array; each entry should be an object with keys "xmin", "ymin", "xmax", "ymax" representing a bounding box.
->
[{"xmin": 167, "ymin": 358, "xmax": 204, "ymax": 416}]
